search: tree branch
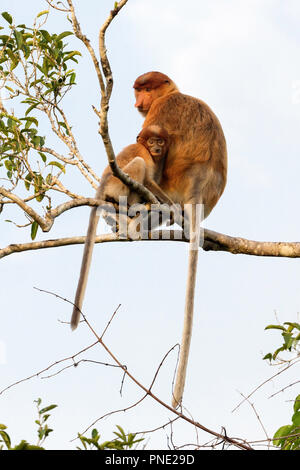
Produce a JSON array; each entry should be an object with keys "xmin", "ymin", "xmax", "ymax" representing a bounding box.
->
[
  {"xmin": 66, "ymin": 0, "xmax": 159, "ymax": 205},
  {"xmin": 2, "ymin": 227, "xmax": 300, "ymax": 260}
]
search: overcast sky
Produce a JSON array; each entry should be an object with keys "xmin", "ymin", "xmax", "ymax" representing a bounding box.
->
[{"xmin": 1, "ymin": 0, "xmax": 300, "ymax": 450}]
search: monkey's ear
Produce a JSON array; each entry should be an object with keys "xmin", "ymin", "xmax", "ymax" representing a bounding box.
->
[{"xmin": 136, "ymin": 133, "xmax": 141, "ymax": 142}]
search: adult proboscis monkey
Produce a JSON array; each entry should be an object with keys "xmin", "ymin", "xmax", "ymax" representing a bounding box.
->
[{"xmin": 133, "ymin": 71, "xmax": 227, "ymax": 408}]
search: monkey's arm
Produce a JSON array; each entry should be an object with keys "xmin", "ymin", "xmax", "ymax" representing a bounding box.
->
[
  {"xmin": 144, "ymin": 179, "xmax": 175, "ymax": 206},
  {"xmin": 145, "ymin": 179, "xmax": 184, "ymax": 228}
]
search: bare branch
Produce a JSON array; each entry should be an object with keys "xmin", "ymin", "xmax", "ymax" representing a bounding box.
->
[
  {"xmin": 238, "ymin": 392, "xmax": 270, "ymax": 447},
  {"xmin": 28, "ymin": 287, "xmax": 253, "ymax": 450},
  {"xmin": 46, "ymin": 0, "xmax": 69, "ymax": 12},
  {"xmin": 0, "ymin": 186, "xmax": 49, "ymax": 230},
  {"xmin": 66, "ymin": 0, "xmax": 159, "ymax": 204},
  {"xmin": 0, "ymin": 341, "xmax": 99, "ymax": 396},
  {"xmin": 204, "ymin": 229, "xmax": 300, "ymax": 257},
  {"xmin": 232, "ymin": 357, "xmax": 300, "ymax": 413},
  {"xmin": 2, "ymin": 223, "xmax": 300, "ymax": 260}
]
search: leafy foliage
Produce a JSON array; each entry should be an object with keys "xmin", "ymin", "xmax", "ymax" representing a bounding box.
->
[
  {"xmin": 77, "ymin": 425, "xmax": 144, "ymax": 450},
  {"xmin": 0, "ymin": 398, "xmax": 57, "ymax": 450},
  {"xmin": 0, "ymin": 398, "xmax": 143, "ymax": 450},
  {"xmin": 263, "ymin": 321, "xmax": 300, "ymax": 362},
  {"xmin": 0, "ymin": 10, "xmax": 81, "ymax": 237},
  {"xmin": 263, "ymin": 320, "xmax": 300, "ymax": 450},
  {"xmin": 272, "ymin": 395, "xmax": 300, "ymax": 450}
]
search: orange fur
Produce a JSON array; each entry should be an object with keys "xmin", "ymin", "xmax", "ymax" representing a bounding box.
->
[
  {"xmin": 70, "ymin": 125, "xmax": 172, "ymax": 331},
  {"xmin": 134, "ymin": 72, "xmax": 227, "ymax": 215},
  {"xmin": 100, "ymin": 125, "xmax": 170, "ymax": 204},
  {"xmin": 133, "ymin": 72, "xmax": 227, "ymax": 408}
]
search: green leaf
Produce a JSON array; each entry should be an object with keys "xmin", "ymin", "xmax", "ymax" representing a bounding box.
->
[
  {"xmin": 69, "ymin": 72, "xmax": 76, "ymax": 84},
  {"xmin": 272, "ymin": 346, "xmax": 285, "ymax": 360},
  {"xmin": 1, "ymin": 12, "xmax": 13, "ymax": 25},
  {"xmin": 6, "ymin": 48, "xmax": 19, "ymax": 69},
  {"xmin": 273, "ymin": 425, "xmax": 292, "ymax": 447},
  {"xmin": 13, "ymin": 440, "xmax": 44, "ymax": 450},
  {"xmin": 38, "ymin": 152, "xmax": 47, "ymax": 163},
  {"xmin": 39, "ymin": 29, "xmax": 51, "ymax": 43},
  {"xmin": 39, "ymin": 404, "xmax": 57, "ymax": 414},
  {"xmin": 262, "ymin": 353, "xmax": 272, "ymax": 361},
  {"xmin": 14, "ymin": 30, "xmax": 23, "ymax": 49},
  {"xmin": 294, "ymin": 395, "xmax": 300, "ymax": 413},
  {"xmin": 0, "ymin": 430, "xmax": 11, "ymax": 449},
  {"xmin": 37, "ymin": 10, "xmax": 49, "ymax": 18},
  {"xmin": 78, "ymin": 434, "xmax": 87, "ymax": 450},
  {"xmin": 25, "ymin": 102, "xmax": 39, "ymax": 116},
  {"xmin": 35, "ymin": 192, "xmax": 45, "ymax": 203},
  {"xmin": 116, "ymin": 425, "xmax": 126, "ymax": 437},
  {"xmin": 56, "ymin": 31, "xmax": 73, "ymax": 41},
  {"xmin": 48, "ymin": 161, "xmax": 65, "ymax": 173},
  {"xmin": 292, "ymin": 411, "xmax": 300, "ymax": 426},
  {"xmin": 63, "ymin": 51, "xmax": 81, "ymax": 62},
  {"xmin": 0, "ymin": 424, "xmax": 7, "ymax": 430},
  {"xmin": 5, "ymin": 160, "xmax": 13, "ymax": 171},
  {"xmin": 284, "ymin": 322, "xmax": 300, "ymax": 331},
  {"xmin": 32, "ymin": 135, "xmax": 45, "ymax": 148},
  {"xmin": 265, "ymin": 324, "xmax": 286, "ymax": 331},
  {"xmin": 20, "ymin": 116, "xmax": 39, "ymax": 128},
  {"xmin": 282, "ymin": 332, "xmax": 294, "ymax": 349},
  {"xmin": 31, "ymin": 221, "xmax": 38, "ymax": 240}
]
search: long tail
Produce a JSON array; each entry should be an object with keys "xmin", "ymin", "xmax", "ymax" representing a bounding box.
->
[
  {"xmin": 71, "ymin": 206, "xmax": 100, "ymax": 330},
  {"xmin": 172, "ymin": 203, "xmax": 201, "ymax": 408}
]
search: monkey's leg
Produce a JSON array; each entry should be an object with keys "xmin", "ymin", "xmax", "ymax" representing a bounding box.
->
[
  {"xmin": 123, "ymin": 157, "xmax": 147, "ymax": 205},
  {"xmin": 172, "ymin": 202, "xmax": 202, "ymax": 408},
  {"xmin": 145, "ymin": 180, "xmax": 185, "ymax": 228},
  {"xmin": 128, "ymin": 180, "xmax": 184, "ymax": 240}
]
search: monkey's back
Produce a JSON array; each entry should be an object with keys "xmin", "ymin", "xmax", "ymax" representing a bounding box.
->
[{"xmin": 143, "ymin": 92, "xmax": 227, "ymax": 215}]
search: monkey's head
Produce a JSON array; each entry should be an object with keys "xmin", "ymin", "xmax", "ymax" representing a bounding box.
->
[
  {"xmin": 137, "ymin": 125, "xmax": 170, "ymax": 158},
  {"xmin": 133, "ymin": 71, "xmax": 178, "ymax": 116}
]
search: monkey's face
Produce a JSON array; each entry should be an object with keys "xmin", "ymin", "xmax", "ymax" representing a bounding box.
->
[
  {"xmin": 134, "ymin": 72, "xmax": 173, "ymax": 115},
  {"xmin": 146, "ymin": 137, "xmax": 167, "ymax": 157},
  {"xmin": 134, "ymin": 88, "xmax": 154, "ymax": 116}
]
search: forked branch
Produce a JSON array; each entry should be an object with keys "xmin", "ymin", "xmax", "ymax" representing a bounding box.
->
[{"xmin": 66, "ymin": 0, "xmax": 159, "ymax": 204}]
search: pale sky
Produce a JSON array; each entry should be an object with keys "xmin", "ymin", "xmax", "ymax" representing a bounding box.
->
[{"xmin": 1, "ymin": 0, "xmax": 300, "ymax": 450}]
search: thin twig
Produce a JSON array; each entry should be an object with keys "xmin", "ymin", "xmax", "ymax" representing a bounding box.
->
[
  {"xmin": 34, "ymin": 287, "xmax": 253, "ymax": 450},
  {"xmin": 232, "ymin": 358, "xmax": 300, "ymax": 413},
  {"xmin": 0, "ymin": 341, "xmax": 99, "ymax": 395}
]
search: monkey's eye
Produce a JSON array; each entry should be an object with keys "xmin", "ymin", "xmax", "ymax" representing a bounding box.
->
[
  {"xmin": 148, "ymin": 138, "xmax": 154, "ymax": 145},
  {"xmin": 145, "ymin": 88, "xmax": 151, "ymax": 92},
  {"xmin": 158, "ymin": 139, "xmax": 164, "ymax": 145}
]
